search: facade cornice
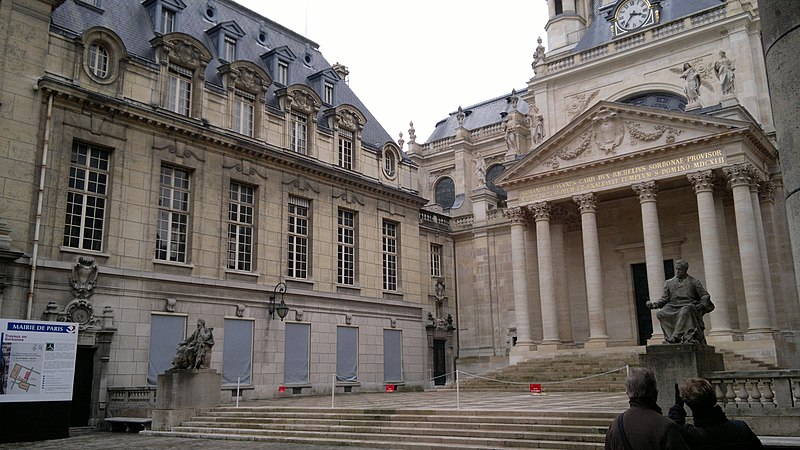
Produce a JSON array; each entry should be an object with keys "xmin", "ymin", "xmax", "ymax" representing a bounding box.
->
[{"xmin": 38, "ymin": 78, "xmax": 426, "ymax": 207}]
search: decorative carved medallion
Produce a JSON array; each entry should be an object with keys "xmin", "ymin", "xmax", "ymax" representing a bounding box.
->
[
  {"xmin": 591, "ymin": 109, "xmax": 624, "ymax": 154},
  {"xmin": 292, "ymin": 91, "xmax": 316, "ymax": 114},
  {"xmin": 566, "ymin": 90, "xmax": 599, "ymax": 120},
  {"xmin": 172, "ymin": 40, "xmax": 202, "ymax": 67},
  {"xmin": 70, "ymin": 256, "xmax": 98, "ymax": 299},
  {"xmin": 338, "ymin": 110, "xmax": 358, "ymax": 130}
]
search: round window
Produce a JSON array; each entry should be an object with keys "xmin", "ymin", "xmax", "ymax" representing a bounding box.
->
[{"xmin": 384, "ymin": 151, "xmax": 396, "ymax": 178}]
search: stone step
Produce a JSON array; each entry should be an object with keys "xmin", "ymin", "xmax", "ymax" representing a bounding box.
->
[{"xmin": 145, "ymin": 429, "xmax": 605, "ymax": 449}]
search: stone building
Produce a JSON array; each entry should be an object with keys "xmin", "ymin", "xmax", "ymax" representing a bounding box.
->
[
  {"xmin": 409, "ymin": 0, "xmax": 799, "ymax": 371},
  {"xmin": 0, "ymin": 0, "xmax": 456, "ymax": 425}
]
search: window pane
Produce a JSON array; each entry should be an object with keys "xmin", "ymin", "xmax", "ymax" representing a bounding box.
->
[
  {"xmin": 63, "ymin": 143, "xmax": 110, "ymax": 251},
  {"xmin": 156, "ymin": 166, "xmax": 190, "ymax": 262}
]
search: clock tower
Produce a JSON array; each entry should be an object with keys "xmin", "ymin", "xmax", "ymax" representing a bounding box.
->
[{"xmin": 545, "ymin": 0, "xmax": 594, "ymax": 55}]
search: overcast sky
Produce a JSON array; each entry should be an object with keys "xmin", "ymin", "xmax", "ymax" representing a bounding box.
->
[{"xmin": 233, "ymin": 0, "xmax": 550, "ymax": 145}]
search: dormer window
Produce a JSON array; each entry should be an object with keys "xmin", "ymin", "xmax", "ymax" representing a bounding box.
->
[
  {"xmin": 81, "ymin": 27, "xmax": 127, "ymax": 85},
  {"xmin": 324, "ymin": 82, "xmax": 334, "ymax": 104},
  {"xmin": 151, "ymin": 34, "xmax": 212, "ymax": 119},
  {"xmin": 278, "ymin": 61, "xmax": 289, "ymax": 85},
  {"xmin": 338, "ymin": 129, "xmax": 353, "ymax": 170},
  {"xmin": 206, "ymin": 20, "xmax": 245, "ymax": 62},
  {"xmin": 143, "ymin": 0, "xmax": 186, "ymax": 35},
  {"xmin": 278, "ymin": 85, "xmax": 321, "ymax": 157},
  {"xmin": 224, "ymin": 36, "xmax": 237, "ymax": 61},
  {"xmin": 167, "ymin": 63, "xmax": 192, "ymax": 116},
  {"xmin": 290, "ymin": 113, "xmax": 307, "ymax": 154},
  {"xmin": 220, "ymin": 61, "xmax": 270, "ymax": 139},
  {"xmin": 233, "ymin": 91, "xmax": 254, "ymax": 136},
  {"xmin": 161, "ymin": 8, "xmax": 176, "ymax": 33}
]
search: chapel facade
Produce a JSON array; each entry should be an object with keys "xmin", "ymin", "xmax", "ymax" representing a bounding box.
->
[{"xmin": 409, "ymin": 0, "xmax": 799, "ymax": 371}]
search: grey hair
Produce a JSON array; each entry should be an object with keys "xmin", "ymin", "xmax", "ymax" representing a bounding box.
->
[
  {"xmin": 626, "ymin": 367, "xmax": 658, "ymax": 399},
  {"xmin": 675, "ymin": 259, "xmax": 689, "ymax": 270}
]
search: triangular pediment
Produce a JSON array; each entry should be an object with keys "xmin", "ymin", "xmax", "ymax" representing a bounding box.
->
[{"xmin": 497, "ymin": 101, "xmax": 770, "ymax": 191}]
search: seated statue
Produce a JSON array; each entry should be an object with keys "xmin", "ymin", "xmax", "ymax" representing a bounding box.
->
[
  {"xmin": 646, "ymin": 259, "xmax": 715, "ymax": 344},
  {"xmin": 171, "ymin": 319, "xmax": 214, "ymax": 370}
]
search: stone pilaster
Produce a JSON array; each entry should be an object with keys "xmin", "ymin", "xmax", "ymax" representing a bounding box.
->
[
  {"xmin": 687, "ymin": 170, "xmax": 734, "ymax": 339},
  {"xmin": 632, "ymin": 181, "xmax": 665, "ymax": 342},
  {"xmin": 723, "ymin": 164, "xmax": 772, "ymax": 335},
  {"xmin": 573, "ymin": 193, "xmax": 609, "ymax": 348}
]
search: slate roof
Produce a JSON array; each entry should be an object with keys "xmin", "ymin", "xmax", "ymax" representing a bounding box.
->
[
  {"xmin": 50, "ymin": 0, "xmax": 395, "ymax": 153},
  {"xmin": 574, "ymin": 0, "xmax": 726, "ymax": 51},
  {"xmin": 425, "ymin": 89, "xmax": 530, "ymax": 144}
]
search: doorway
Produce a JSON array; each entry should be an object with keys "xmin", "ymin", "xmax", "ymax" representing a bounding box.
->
[
  {"xmin": 433, "ymin": 340, "xmax": 446, "ymax": 385},
  {"xmin": 71, "ymin": 347, "xmax": 95, "ymax": 426},
  {"xmin": 631, "ymin": 260, "xmax": 674, "ymax": 345}
]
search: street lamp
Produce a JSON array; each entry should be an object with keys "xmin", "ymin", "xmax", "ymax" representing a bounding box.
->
[{"xmin": 269, "ymin": 282, "xmax": 289, "ymax": 321}]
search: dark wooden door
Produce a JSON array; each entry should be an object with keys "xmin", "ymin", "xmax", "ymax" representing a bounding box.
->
[{"xmin": 433, "ymin": 340, "xmax": 446, "ymax": 385}]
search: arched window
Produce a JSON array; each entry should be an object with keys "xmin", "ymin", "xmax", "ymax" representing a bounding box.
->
[
  {"xmin": 486, "ymin": 164, "xmax": 507, "ymax": 200},
  {"xmin": 434, "ymin": 177, "xmax": 455, "ymax": 209},
  {"xmin": 619, "ymin": 92, "xmax": 686, "ymax": 112},
  {"xmin": 88, "ymin": 43, "xmax": 109, "ymax": 78}
]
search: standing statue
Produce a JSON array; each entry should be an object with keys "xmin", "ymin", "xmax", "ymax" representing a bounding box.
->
[
  {"xmin": 714, "ymin": 50, "xmax": 735, "ymax": 95},
  {"xmin": 503, "ymin": 117, "xmax": 519, "ymax": 154},
  {"xmin": 681, "ymin": 63, "xmax": 701, "ymax": 103},
  {"xmin": 531, "ymin": 36, "xmax": 546, "ymax": 73},
  {"xmin": 474, "ymin": 153, "xmax": 487, "ymax": 188},
  {"xmin": 172, "ymin": 319, "xmax": 215, "ymax": 370},
  {"xmin": 646, "ymin": 259, "xmax": 715, "ymax": 344},
  {"xmin": 435, "ymin": 278, "xmax": 446, "ymax": 301},
  {"xmin": 530, "ymin": 106, "xmax": 545, "ymax": 146}
]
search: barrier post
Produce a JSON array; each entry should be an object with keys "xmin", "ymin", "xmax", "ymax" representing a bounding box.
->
[
  {"xmin": 456, "ymin": 370, "xmax": 461, "ymax": 410},
  {"xmin": 236, "ymin": 377, "xmax": 240, "ymax": 408},
  {"xmin": 331, "ymin": 373, "xmax": 336, "ymax": 409}
]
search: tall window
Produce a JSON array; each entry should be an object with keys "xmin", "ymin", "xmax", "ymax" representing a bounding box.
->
[
  {"xmin": 223, "ymin": 36, "xmax": 237, "ymax": 61},
  {"xmin": 166, "ymin": 64, "xmax": 192, "ymax": 116},
  {"xmin": 338, "ymin": 130, "xmax": 353, "ymax": 170},
  {"xmin": 337, "ymin": 209, "xmax": 356, "ymax": 285},
  {"xmin": 160, "ymin": 8, "xmax": 175, "ymax": 34},
  {"xmin": 227, "ymin": 182, "xmax": 254, "ymax": 271},
  {"xmin": 290, "ymin": 113, "xmax": 307, "ymax": 154},
  {"xmin": 88, "ymin": 43, "xmax": 109, "ymax": 79},
  {"xmin": 63, "ymin": 143, "xmax": 109, "ymax": 251},
  {"xmin": 277, "ymin": 60, "xmax": 288, "ymax": 85},
  {"xmin": 382, "ymin": 220, "xmax": 398, "ymax": 291},
  {"xmin": 324, "ymin": 82, "xmax": 334, "ymax": 104},
  {"xmin": 430, "ymin": 244, "xmax": 442, "ymax": 278},
  {"xmin": 156, "ymin": 166, "xmax": 190, "ymax": 262},
  {"xmin": 287, "ymin": 196, "xmax": 309, "ymax": 279},
  {"xmin": 384, "ymin": 151, "xmax": 396, "ymax": 177},
  {"xmin": 233, "ymin": 91, "xmax": 254, "ymax": 136}
]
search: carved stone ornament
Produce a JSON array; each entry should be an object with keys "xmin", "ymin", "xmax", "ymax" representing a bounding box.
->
[
  {"xmin": 591, "ymin": 109, "xmax": 624, "ymax": 154},
  {"xmin": 687, "ymin": 170, "xmax": 715, "ymax": 193},
  {"xmin": 573, "ymin": 193, "xmax": 598, "ymax": 213},
  {"xmin": 283, "ymin": 175, "xmax": 320, "ymax": 193},
  {"xmin": 223, "ymin": 157, "xmax": 266, "ymax": 179},
  {"xmin": 531, "ymin": 202, "xmax": 551, "ymax": 221},
  {"xmin": 236, "ymin": 304, "xmax": 246, "ymax": 317},
  {"xmin": 171, "ymin": 40, "xmax": 202, "ymax": 68},
  {"xmin": 291, "ymin": 91, "xmax": 316, "ymax": 114},
  {"xmin": 543, "ymin": 131, "xmax": 593, "ymax": 169},
  {"xmin": 70, "ymin": 256, "xmax": 98, "ymax": 299},
  {"xmin": 338, "ymin": 110, "xmax": 358, "ymax": 130},
  {"xmin": 632, "ymin": 181, "xmax": 658, "ymax": 202},
  {"xmin": 236, "ymin": 66, "xmax": 260, "ymax": 91},
  {"xmin": 566, "ymin": 90, "xmax": 599, "ymax": 120},
  {"xmin": 625, "ymin": 121, "xmax": 682, "ymax": 145},
  {"xmin": 502, "ymin": 206, "xmax": 526, "ymax": 224},
  {"xmin": 723, "ymin": 163, "xmax": 755, "ymax": 188},
  {"xmin": 165, "ymin": 297, "xmax": 177, "ymax": 312},
  {"xmin": 63, "ymin": 298, "xmax": 99, "ymax": 327}
]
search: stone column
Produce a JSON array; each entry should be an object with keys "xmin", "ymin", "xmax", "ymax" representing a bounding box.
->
[
  {"xmin": 750, "ymin": 178, "xmax": 778, "ymax": 331},
  {"xmin": 507, "ymin": 207, "xmax": 533, "ymax": 347},
  {"xmin": 632, "ymin": 181, "xmax": 665, "ymax": 342},
  {"xmin": 573, "ymin": 193, "xmax": 609, "ymax": 348},
  {"xmin": 532, "ymin": 202, "xmax": 562, "ymax": 347},
  {"xmin": 759, "ymin": 181, "xmax": 785, "ymax": 331},
  {"xmin": 723, "ymin": 164, "xmax": 772, "ymax": 335},
  {"xmin": 550, "ymin": 206, "xmax": 573, "ymax": 343},
  {"xmin": 687, "ymin": 170, "xmax": 734, "ymax": 339}
]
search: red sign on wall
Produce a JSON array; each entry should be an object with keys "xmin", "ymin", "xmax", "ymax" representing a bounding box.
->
[
  {"xmin": 530, "ymin": 383, "xmax": 542, "ymax": 394},
  {"xmin": 385, "ymin": 384, "xmax": 395, "ymax": 393},
  {"xmin": 278, "ymin": 385, "xmax": 286, "ymax": 394}
]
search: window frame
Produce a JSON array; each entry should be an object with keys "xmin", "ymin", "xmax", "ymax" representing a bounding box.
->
[
  {"xmin": 62, "ymin": 142, "xmax": 110, "ymax": 252},
  {"xmin": 337, "ymin": 208, "xmax": 356, "ymax": 286},
  {"xmin": 233, "ymin": 90, "xmax": 255, "ymax": 137},
  {"xmin": 338, "ymin": 129, "xmax": 353, "ymax": 170},
  {"xmin": 227, "ymin": 181, "xmax": 255, "ymax": 272},
  {"xmin": 160, "ymin": 7, "xmax": 176, "ymax": 34},
  {"xmin": 87, "ymin": 42, "xmax": 109, "ymax": 79},
  {"xmin": 287, "ymin": 196, "xmax": 310, "ymax": 279},
  {"xmin": 155, "ymin": 165, "xmax": 191, "ymax": 263},
  {"xmin": 166, "ymin": 63, "xmax": 192, "ymax": 116},
  {"xmin": 277, "ymin": 60, "xmax": 289, "ymax": 85},
  {"xmin": 290, "ymin": 112, "xmax": 308, "ymax": 154},
  {"xmin": 382, "ymin": 220, "xmax": 399, "ymax": 291},
  {"xmin": 430, "ymin": 243, "xmax": 443, "ymax": 278}
]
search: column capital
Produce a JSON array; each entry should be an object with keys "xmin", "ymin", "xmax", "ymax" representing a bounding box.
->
[
  {"xmin": 687, "ymin": 170, "xmax": 715, "ymax": 193},
  {"xmin": 722, "ymin": 163, "xmax": 756, "ymax": 188},
  {"xmin": 550, "ymin": 205, "xmax": 568, "ymax": 223},
  {"xmin": 531, "ymin": 202, "xmax": 551, "ymax": 221},
  {"xmin": 632, "ymin": 181, "xmax": 658, "ymax": 203},
  {"xmin": 502, "ymin": 206, "xmax": 527, "ymax": 225},
  {"xmin": 573, "ymin": 192, "xmax": 598, "ymax": 213}
]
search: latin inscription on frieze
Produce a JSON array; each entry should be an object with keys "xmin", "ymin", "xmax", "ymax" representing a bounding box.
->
[{"xmin": 520, "ymin": 150, "xmax": 725, "ymax": 202}]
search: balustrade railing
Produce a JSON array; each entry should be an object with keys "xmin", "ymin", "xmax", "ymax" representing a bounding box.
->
[{"xmin": 705, "ymin": 370, "xmax": 800, "ymax": 410}]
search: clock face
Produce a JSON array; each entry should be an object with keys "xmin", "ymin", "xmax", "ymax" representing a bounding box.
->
[{"xmin": 617, "ymin": 0, "xmax": 650, "ymax": 31}]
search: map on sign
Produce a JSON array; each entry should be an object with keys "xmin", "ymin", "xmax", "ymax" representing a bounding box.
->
[{"xmin": 0, "ymin": 320, "xmax": 78, "ymax": 402}]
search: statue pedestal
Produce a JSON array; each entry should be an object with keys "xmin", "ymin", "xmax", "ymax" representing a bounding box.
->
[
  {"xmin": 639, "ymin": 344, "xmax": 723, "ymax": 412},
  {"xmin": 151, "ymin": 369, "xmax": 221, "ymax": 431}
]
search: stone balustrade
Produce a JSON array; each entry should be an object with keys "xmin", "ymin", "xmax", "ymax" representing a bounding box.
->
[
  {"xmin": 107, "ymin": 386, "xmax": 157, "ymax": 418},
  {"xmin": 705, "ymin": 370, "xmax": 800, "ymax": 409}
]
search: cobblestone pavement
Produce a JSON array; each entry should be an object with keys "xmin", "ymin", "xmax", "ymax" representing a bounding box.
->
[{"xmin": 0, "ymin": 390, "xmax": 629, "ymax": 449}]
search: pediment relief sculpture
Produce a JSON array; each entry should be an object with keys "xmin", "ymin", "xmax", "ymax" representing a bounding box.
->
[
  {"xmin": 591, "ymin": 109, "xmax": 625, "ymax": 155},
  {"xmin": 566, "ymin": 90, "xmax": 599, "ymax": 120},
  {"xmin": 625, "ymin": 121, "xmax": 683, "ymax": 145}
]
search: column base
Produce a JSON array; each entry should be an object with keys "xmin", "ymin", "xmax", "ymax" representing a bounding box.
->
[
  {"xmin": 509, "ymin": 343, "xmax": 537, "ymax": 364},
  {"xmin": 584, "ymin": 339, "xmax": 609, "ymax": 350},
  {"xmin": 745, "ymin": 329, "xmax": 774, "ymax": 340},
  {"xmin": 706, "ymin": 331, "xmax": 737, "ymax": 343},
  {"xmin": 536, "ymin": 342, "xmax": 565, "ymax": 352}
]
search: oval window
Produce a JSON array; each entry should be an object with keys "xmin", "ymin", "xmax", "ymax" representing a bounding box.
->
[
  {"xmin": 384, "ymin": 151, "xmax": 396, "ymax": 178},
  {"xmin": 88, "ymin": 43, "xmax": 109, "ymax": 79}
]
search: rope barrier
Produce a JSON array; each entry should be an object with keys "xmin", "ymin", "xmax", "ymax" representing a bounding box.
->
[{"xmin": 456, "ymin": 365, "xmax": 628, "ymax": 386}]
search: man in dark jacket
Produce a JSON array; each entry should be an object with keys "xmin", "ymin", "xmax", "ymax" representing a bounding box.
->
[
  {"xmin": 605, "ymin": 367, "xmax": 690, "ymax": 450},
  {"xmin": 668, "ymin": 378, "xmax": 764, "ymax": 450}
]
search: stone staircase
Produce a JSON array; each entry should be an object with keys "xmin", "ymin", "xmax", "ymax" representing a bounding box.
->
[
  {"xmin": 717, "ymin": 349, "xmax": 780, "ymax": 371},
  {"xmin": 144, "ymin": 406, "xmax": 616, "ymax": 449}
]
